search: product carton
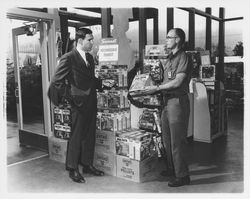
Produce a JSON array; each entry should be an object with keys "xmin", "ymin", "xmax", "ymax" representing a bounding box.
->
[
  {"xmin": 116, "ymin": 152, "xmax": 158, "ymax": 183},
  {"xmin": 95, "ymin": 130, "xmax": 116, "ymax": 153},
  {"xmin": 93, "ymin": 151, "xmax": 117, "ymax": 176},
  {"xmin": 49, "ymin": 136, "xmax": 68, "ymax": 163}
]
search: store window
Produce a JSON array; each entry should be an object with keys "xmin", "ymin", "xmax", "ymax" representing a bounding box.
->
[
  {"xmin": 124, "ymin": 21, "xmax": 139, "ymax": 63},
  {"xmin": 211, "ymin": 20, "xmax": 219, "ymax": 61},
  {"xmin": 158, "ymin": 7, "xmax": 166, "ymax": 44},
  {"xmin": 195, "ymin": 15, "xmax": 206, "ymax": 50},
  {"xmin": 174, "ymin": 8, "xmax": 189, "ymax": 41},
  {"xmin": 225, "ymin": 20, "xmax": 243, "ymax": 57},
  {"xmin": 146, "ymin": 18, "xmax": 153, "ymax": 45}
]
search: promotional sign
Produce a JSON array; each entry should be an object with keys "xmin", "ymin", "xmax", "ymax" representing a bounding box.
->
[
  {"xmin": 145, "ymin": 44, "xmax": 169, "ymax": 57},
  {"xmin": 99, "ymin": 38, "xmax": 119, "ymax": 65}
]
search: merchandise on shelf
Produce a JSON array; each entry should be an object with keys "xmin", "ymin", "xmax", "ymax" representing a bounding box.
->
[
  {"xmin": 100, "ymin": 112, "xmax": 119, "ymax": 132},
  {"xmin": 200, "ymin": 50, "xmax": 211, "ymax": 65},
  {"xmin": 53, "ymin": 104, "xmax": 72, "ymax": 140},
  {"xmin": 131, "ymin": 94, "xmax": 162, "ymax": 107},
  {"xmin": 54, "ymin": 124, "xmax": 71, "ymax": 140},
  {"xmin": 97, "ymin": 89, "xmax": 129, "ymax": 109},
  {"xmin": 200, "ymin": 65, "xmax": 216, "ymax": 81},
  {"xmin": 138, "ymin": 109, "xmax": 161, "ymax": 133},
  {"xmin": 97, "ymin": 110, "xmax": 131, "ymax": 132},
  {"xmin": 143, "ymin": 59, "xmax": 164, "ymax": 84},
  {"xmin": 95, "ymin": 68, "xmax": 128, "ymax": 88},
  {"xmin": 153, "ymin": 135, "xmax": 165, "ymax": 157},
  {"xmin": 185, "ymin": 50, "xmax": 201, "ymax": 78}
]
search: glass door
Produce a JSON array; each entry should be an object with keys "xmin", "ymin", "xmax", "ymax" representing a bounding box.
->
[{"xmin": 12, "ymin": 21, "xmax": 50, "ymax": 151}]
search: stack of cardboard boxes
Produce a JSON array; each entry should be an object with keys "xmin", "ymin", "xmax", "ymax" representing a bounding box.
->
[
  {"xmin": 94, "ymin": 64, "xmax": 158, "ymax": 182},
  {"xmin": 94, "ymin": 64, "xmax": 130, "ymax": 176},
  {"xmin": 49, "ymin": 103, "xmax": 71, "ymax": 163},
  {"xmin": 93, "ymin": 39, "xmax": 158, "ymax": 182}
]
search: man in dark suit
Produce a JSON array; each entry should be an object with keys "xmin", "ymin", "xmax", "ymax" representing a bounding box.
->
[{"xmin": 48, "ymin": 28, "xmax": 105, "ymax": 183}]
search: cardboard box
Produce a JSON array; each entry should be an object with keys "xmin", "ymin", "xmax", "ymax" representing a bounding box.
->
[
  {"xmin": 116, "ymin": 153, "xmax": 158, "ymax": 183},
  {"xmin": 116, "ymin": 136, "xmax": 130, "ymax": 157},
  {"xmin": 133, "ymin": 136, "xmax": 155, "ymax": 161},
  {"xmin": 129, "ymin": 73, "xmax": 154, "ymax": 96},
  {"xmin": 49, "ymin": 136, "xmax": 68, "ymax": 163},
  {"xmin": 93, "ymin": 151, "xmax": 117, "ymax": 176},
  {"xmin": 116, "ymin": 131, "xmax": 154, "ymax": 161},
  {"xmin": 95, "ymin": 130, "xmax": 116, "ymax": 153}
]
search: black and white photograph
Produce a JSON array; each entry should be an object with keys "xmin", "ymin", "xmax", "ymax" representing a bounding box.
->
[{"xmin": 0, "ymin": 0, "xmax": 249, "ymax": 198}]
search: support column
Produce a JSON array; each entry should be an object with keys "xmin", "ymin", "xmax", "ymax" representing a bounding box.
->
[
  {"xmin": 167, "ymin": 8, "xmax": 174, "ymax": 33},
  {"xmin": 153, "ymin": 9, "xmax": 159, "ymax": 44},
  {"xmin": 218, "ymin": 8, "xmax": 225, "ymax": 82},
  {"xmin": 139, "ymin": 8, "xmax": 147, "ymax": 69},
  {"xmin": 188, "ymin": 9, "xmax": 195, "ymax": 50},
  {"xmin": 60, "ymin": 14, "xmax": 68, "ymax": 55},
  {"xmin": 101, "ymin": 8, "xmax": 111, "ymax": 38},
  {"xmin": 205, "ymin": 8, "xmax": 212, "ymax": 52}
]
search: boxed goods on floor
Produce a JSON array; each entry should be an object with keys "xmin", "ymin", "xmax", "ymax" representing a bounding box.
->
[
  {"xmin": 116, "ymin": 130, "xmax": 155, "ymax": 161},
  {"xmin": 95, "ymin": 130, "xmax": 116, "ymax": 153},
  {"xmin": 93, "ymin": 150, "xmax": 117, "ymax": 176},
  {"xmin": 116, "ymin": 152, "xmax": 158, "ymax": 183},
  {"xmin": 49, "ymin": 136, "xmax": 68, "ymax": 163}
]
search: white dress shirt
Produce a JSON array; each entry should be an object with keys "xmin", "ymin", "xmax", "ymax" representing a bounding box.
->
[{"xmin": 76, "ymin": 46, "xmax": 88, "ymax": 66}]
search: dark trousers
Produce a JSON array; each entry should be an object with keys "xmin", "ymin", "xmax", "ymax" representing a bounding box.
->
[
  {"xmin": 161, "ymin": 94, "xmax": 190, "ymax": 178},
  {"xmin": 66, "ymin": 106, "xmax": 97, "ymax": 169}
]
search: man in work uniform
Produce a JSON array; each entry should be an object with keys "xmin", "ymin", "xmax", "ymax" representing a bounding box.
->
[{"xmin": 144, "ymin": 28, "xmax": 193, "ymax": 187}]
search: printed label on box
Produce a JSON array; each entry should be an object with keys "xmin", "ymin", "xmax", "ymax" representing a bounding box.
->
[{"xmin": 93, "ymin": 151, "xmax": 117, "ymax": 176}]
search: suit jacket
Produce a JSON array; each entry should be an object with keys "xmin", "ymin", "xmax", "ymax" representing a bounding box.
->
[{"xmin": 48, "ymin": 48, "xmax": 102, "ymax": 111}]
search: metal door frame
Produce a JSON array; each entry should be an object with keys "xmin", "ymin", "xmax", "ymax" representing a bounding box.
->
[{"xmin": 8, "ymin": 8, "xmax": 57, "ymax": 151}]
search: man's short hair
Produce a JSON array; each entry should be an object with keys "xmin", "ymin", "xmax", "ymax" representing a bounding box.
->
[
  {"xmin": 173, "ymin": 28, "xmax": 186, "ymax": 46},
  {"xmin": 75, "ymin": 27, "xmax": 92, "ymax": 43}
]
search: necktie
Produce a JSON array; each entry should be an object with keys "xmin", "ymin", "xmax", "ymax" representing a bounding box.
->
[
  {"xmin": 167, "ymin": 52, "xmax": 174, "ymax": 59},
  {"xmin": 85, "ymin": 52, "xmax": 91, "ymax": 68}
]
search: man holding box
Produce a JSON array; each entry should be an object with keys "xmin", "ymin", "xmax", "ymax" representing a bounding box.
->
[{"xmin": 144, "ymin": 28, "xmax": 193, "ymax": 187}]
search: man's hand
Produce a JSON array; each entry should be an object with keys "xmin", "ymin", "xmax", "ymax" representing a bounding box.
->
[
  {"xmin": 143, "ymin": 85, "xmax": 158, "ymax": 95},
  {"xmin": 102, "ymin": 79, "xmax": 116, "ymax": 90}
]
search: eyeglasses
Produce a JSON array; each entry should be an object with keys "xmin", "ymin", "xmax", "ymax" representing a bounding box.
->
[{"xmin": 166, "ymin": 36, "xmax": 178, "ymax": 40}]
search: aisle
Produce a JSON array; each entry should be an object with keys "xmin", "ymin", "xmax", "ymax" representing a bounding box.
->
[{"xmin": 6, "ymin": 110, "xmax": 243, "ymax": 193}]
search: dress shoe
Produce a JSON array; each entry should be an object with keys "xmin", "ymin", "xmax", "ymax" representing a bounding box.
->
[
  {"xmin": 160, "ymin": 169, "xmax": 175, "ymax": 177},
  {"xmin": 82, "ymin": 165, "xmax": 104, "ymax": 176},
  {"xmin": 168, "ymin": 175, "xmax": 190, "ymax": 187},
  {"xmin": 69, "ymin": 169, "xmax": 86, "ymax": 183}
]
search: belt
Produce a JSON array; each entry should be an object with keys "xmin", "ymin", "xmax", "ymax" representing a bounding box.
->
[{"xmin": 163, "ymin": 93, "xmax": 187, "ymax": 101}]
